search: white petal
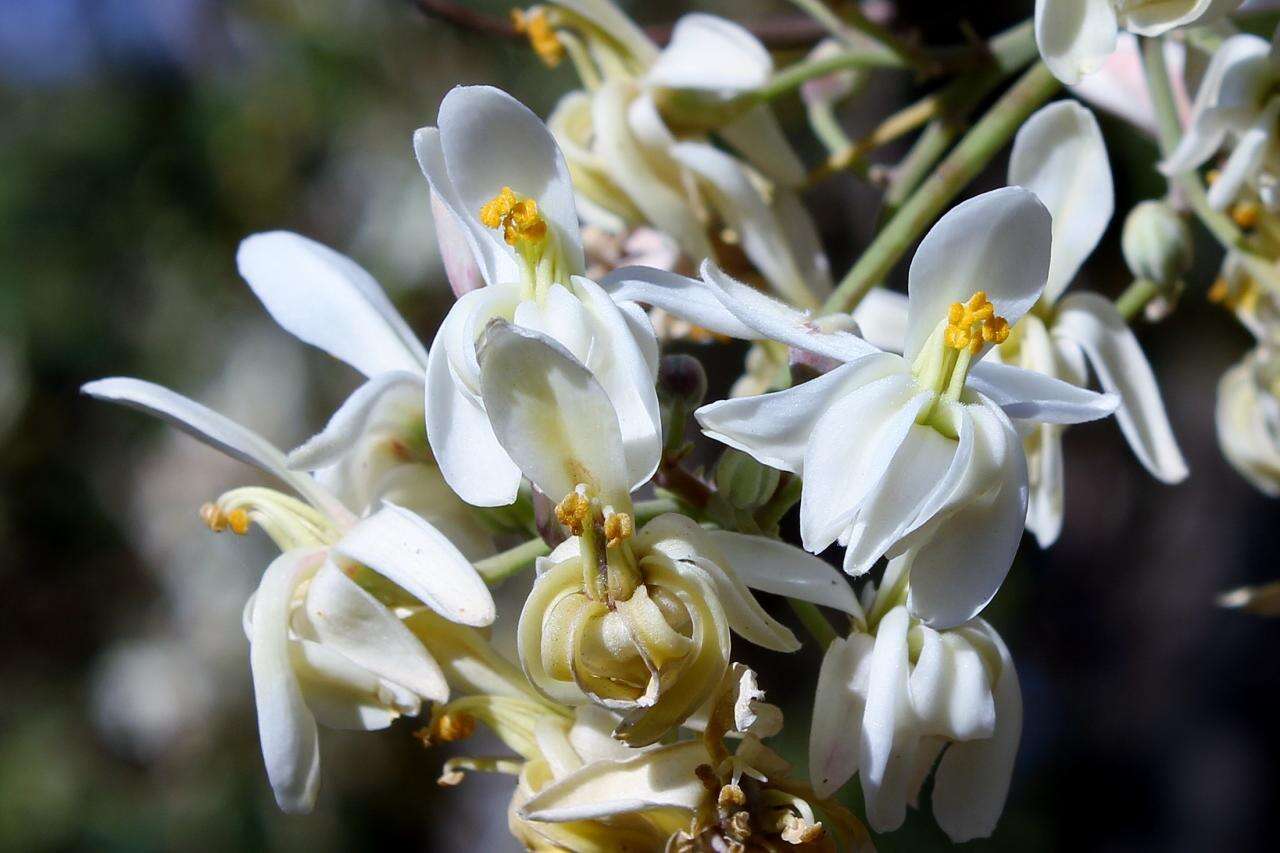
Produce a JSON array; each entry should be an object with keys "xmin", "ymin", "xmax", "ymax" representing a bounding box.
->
[
  {"xmin": 696, "ymin": 353, "xmax": 906, "ymax": 474},
  {"xmin": 568, "ymin": 705, "xmax": 634, "ymax": 764},
  {"xmin": 477, "ymin": 321, "xmax": 631, "ymax": 509},
  {"xmin": 809, "ymin": 632, "xmax": 875, "ymax": 798},
  {"xmin": 800, "ymin": 378, "xmax": 925, "ymax": 555},
  {"xmin": 237, "ymin": 232, "xmax": 427, "ymax": 376},
  {"xmin": 646, "ymin": 13, "xmax": 771, "ymax": 96},
  {"xmin": 431, "ymin": 191, "xmax": 485, "ymax": 297},
  {"xmin": 552, "ymin": 0, "xmax": 658, "ymax": 66},
  {"xmin": 1035, "ymin": 0, "xmax": 1118, "ymax": 85},
  {"xmin": 520, "ymin": 741, "xmax": 708, "ymax": 822},
  {"xmin": 1009, "ymin": 101, "xmax": 1113, "ymax": 304},
  {"xmin": 436, "ymin": 85, "xmax": 584, "ymax": 275},
  {"xmin": 1053, "ymin": 292, "xmax": 1188, "ymax": 481},
  {"xmin": 967, "ymin": 360, "xmax": 1119, "ymax": 424},
  {"xmin": 1206, "ymin": 98, "xmax": 1280, "ymax": 210},
  {"xmin": 705, "ymin": 530, "xmax": 863, "ymax": 618},
  {"xmin": 719, "ymin": 104, "xmax": 807, "ymax": 188},
  {"xmin": 933, "ymin": 621, "xmax": 1023, "ymax": 842},
  {"xmin": 250, "ymin": 548, "xmax": 325, "ymax": 813},
  {"xmin": 908, "ymin": 627, "xmax": 996, "ymax": 741},
  {"xmin": 1119, "ymin": 0, "xmax": 1224, "ymax": 35},
  {"xmin": 304, "ymin": 560, "xmax": 448, "ymax": 702},
  {"xmin": 603, "ymin": 267, "xmax": 758, "ymax": 340},
  {"xmin": 685, "ymin": 555, "xmax": 799, "ymax": 652},
  {"xmin": 907, "ymin": 403, "xmax": 1027, "ymax": 629},
  {"xmin": 852, "ymin": 288, "xmax": 909, "ymax": 353},
  {"xmin": 290, "ymin": 640, "xmax": 404, "ymax": 732},
  {"xmin": 859, "ymin": 606, "xmax": 914, "ymax": 833},
  {"xmin": 1026, "ymin": 424, "xmax": 1066, "ymax": 548},
  {"xmin": 287, "ymin": 371, "xmax": 423, "ymax": 471},
  {"xmin": 905, "ymin": 187, "xmax": 1052, "ymax": 362},
  {"xmin": 332, "ymin": 502, "xmax": 495, "ymax": 627},
  {"xmin": 81, "ymin": 377, "xmax": 346, "ymax": 521}
]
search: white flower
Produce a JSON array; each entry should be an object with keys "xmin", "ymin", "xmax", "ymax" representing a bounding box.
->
[
  {"xmin": 413, "ymin": 84, "xmax": 662, "ymax": 508},
  {"xmin": 608, "ymin": 187, "xmax": 1118, "ymax": 627},
  {"xmin": 1160, "ymin": 29, "xmax": 1280, "ymax": 210},
  {"xmin": 235, "ymin": 230, "xmax": 492, "ymax": 557},
  {"xmin": 809, "ymin": 560, "xmax": 1021, "ymax": 842},
  {"xmin": 82, "ymin": 378, "xmax": 495, "ymax": 811},
  {"xmin": 475, "ymin": 321, "xmax": 861, "ymax": 742},
  {"xmin": 853, "ymin": 102, "xmax": 1188, "ymax": 547},
  {"xmin": 1036, "ymin": 0, "xmax": 1240, "ymax": 85},
  {"xmin": 1069, "ymin": 33, "xmax": 1190, "ymax": 137},
  {"xmin": 1217, "ymin": 345, "xmax": 1280, "ymax": 496}
]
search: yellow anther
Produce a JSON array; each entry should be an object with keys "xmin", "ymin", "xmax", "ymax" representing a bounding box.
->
[
  {"xmin": 432, "ymin": 711, "xmax": 476, "ymax": 743},
  {"xmin": 1232, "ymin": 201, "xmax": 1260, "ymax": 229},
  {"xmin": 479, "ymin": 186, "xmax": 548, "ymax": 246},
  {"xmin": 1210, "ymin": 275, "xmax": 1262, "ymax": 313},
  {"xmin": 511, "ymin": 7, "xmax": 564, "ymax": 68},
  {"xmin": 555, "ymin": 489, "xmax": 591, "ymax": 536},
  {"xmin": 944, "ymin": 291, "xmax": 1009, "ymax": 355},
  {"xmin": 200, "ymin": 502, "xmax": 248, "ymax": 535},
  {"xmin": 779, "ymin": 814, "xmax": 825, "ymax": 845},
  {"xmin": 226, "ymin": 508, "xmax": 250, "ymax": 535},
  {"xmin": 603, "ymin": 512, "xmax": 633, "ymax": 548},
  {"xmin": 1208, "ymin": 277, "xmax": 1230, "ymax": 304}
]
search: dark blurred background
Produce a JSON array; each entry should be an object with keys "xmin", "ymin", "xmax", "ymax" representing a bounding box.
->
[{"xmin": 2, "ymin": 1, "xmax": 1277, "ymax": 850}]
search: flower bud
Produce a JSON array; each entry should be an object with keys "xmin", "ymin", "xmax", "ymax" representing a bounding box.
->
[
  {"xmin": 658, "ymin": 354, "xmax": 708, "ymax": 454},
  {"xmin": 714, "ymin": 448, "xmax": 780, "ymax": 511},
  {"xmin": 1121, "ymin": 200, "xmax": 1193, "ymax": 287}
]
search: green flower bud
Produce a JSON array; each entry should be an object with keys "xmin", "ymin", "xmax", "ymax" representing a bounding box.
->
[
  {"xmin": 714, "ymin": 448, "xmax": 781, "ymax": 511},
  {"xmin": 1121, "ymin": 200, "xmax": 1193, "ymax": 287}
]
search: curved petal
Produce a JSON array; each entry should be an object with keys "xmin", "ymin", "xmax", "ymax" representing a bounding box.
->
[
  {"xmin": 250, "ymin": 548, "xmax": 325, "ymax": 813},
  {"xmin": 645, "ymin": 13, "xmax": 771, "ymax": 96},
  {"xmin": 1025, "ymin": 424, "xmax": 1066, "ymax": 548},
  {"xmin": 932, "ymin": 621, "xmax": 1023, "ymax": 842},
  {"xmin": 437, "ymin": 85, "xmax": 584, "ymax": 275},
  {"xmin": 852, "ymin": 288, "xmax": 909, "ymax": 353},
  {"xmin": 1054, "ymin": 292, "xmax": 1188, "ymax": 481},
  {"xmin": 967, "ymin": 359, "xmax": 1119, "ymax": 424},
  {"xmin": 908, "ymin": 628, "xmax": 995, "ymax": 741},
  {"xmin": 304, "ymin": 560, "xmax": 448, "ymax": 702},
  {"xmin": 289, "ymin": 639, "xmax": 403, "ymax": 731},
  {"xmin": 1120, "ymin": 0, "xmax": 1224, "ymax": 35},
  {"xmin": 1035, "ymin": 0, "xmax": 1119, "ymax": 85},
  {"xmin": 1009, "ymin": 101, "xmax": 1114, "ymax": 304},
  {"xmin": 696, "ymin": 353, "xmax": 907, "ymax": 474},
  {"xmin": 603, "ymin": 267, "xmax": 758, "ymax": 339},
  {"xmin": 553, "ymin": 0, "xmax": 659, "ymax": 66},
  {"xmin": 432, "ymin": 190, "xmax": 486, "ymax": 297},
  {"xmin": 685, "ymin": 555, "xmax": 799, "ymax": 652},
  {"xmin": 1206, "ymin": 98, "xmax": 1280, "ymax": 210},
  {"xmin": 704, "ymin": 530, "xmax": 863, "ymax": 618},
  {"xmin": 478, "ymin": 321, "xmax": 631, "ymax": 509},
  {"xmin": 719, "ymin": 104, "xmax": 807, "ymax": 188},
  {"xmin": 81, "ymin": 377, "xmax": 346, "ymax": 521},
  {"xmin": 859, "ymin": 605, "xmax": 914, "ymax": 833},
  {"xmin": 1216, "ymin": 354, "xmax": 1280, "ymax": 496},
  {"xmin": 333, "ymin": 502, "xmax": 495, "ymax": 627},
  {"xmin": 905, "ymin": 187, "xmax": 1052, "ymax": 362},
  {"xmin": 809, "ymin": 632, "xmax": 875, "ymax": 798},
  {"xmin": 287, "ymin": 371, "xmax": 423, "ymax": 471},
  {"xmin": 237, "ymin": 232, "xmax": 428, "ymax": 376}
]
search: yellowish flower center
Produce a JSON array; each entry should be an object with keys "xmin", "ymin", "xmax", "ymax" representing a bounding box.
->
[
  {"xmin": 911, "ymin": 290, "xmax": 1012, "ymax": 436},
  {"xmin": 944, "ymin": 290, "xmax": 1011, "ymax": 355},
  {"xmin": 511, "ymin": 7, "xmax": 564, "ymax": 68},
  {"xmin": 480, "ymin": 186, "xmax": 548, "ymax": 247}
]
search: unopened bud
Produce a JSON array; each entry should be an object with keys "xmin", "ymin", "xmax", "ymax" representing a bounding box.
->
[
  {"xmin": 657, "ymin": 354, "xmax": 707, "ymax": 410},
  {"xmin": 1122, "ymin": 200, "xmax": 1192, "ymax": 287},
  {"xmin": 714, "ymin": 448, "xmax": 780, "ymax": 511}
]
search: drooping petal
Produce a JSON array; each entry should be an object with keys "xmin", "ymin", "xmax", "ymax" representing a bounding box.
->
[
  {"xmin": 704, "ymin": 529, "xmax": 863, "ymax": 618},
  {"xmin": 1025, "ymin": 424, "xmax": 1066, "ymax": 548},
  {"xmin": 332, "ymin": 502, "xmax": 495, "ymax": 627},
  {"xmin": 1008, "ymin": 101, "xmax": 1114, "ymax": 305},
  {"xmin": 684, "ymin": 554, "xmax": 799, "ymax": 652},
  {"xmin": 81, "ymin": 377, "xmax": 347, "ymax": 521},
  {"xmin": 905, "ymin": 187, "xmax": 1052, "ymax": 362},
  {"xmin": 696, "ymin": 352, "xmax": 907, "ymax": 474},
  {"xmin": 858, "ymin": 605, "xmax": 914, "ymax": 833},
  {"xmin": 290, "ymin": 639, "xmax": 404, "ymax": 732},
  {"xmin": 852, "ymin": 288, "xmax": 909, "ymax": 353},
  {"xmin": 645, "ymin": 13, "xmax": 771, "ymax": 97},
  {"xmin": 287, "ymin": 371, "xmax": 423, "ymax": 471},
  {"xmin": 304, "ymin": 559, "xmax": 448, "ymax": 702},
  {"xmin": 908, "ymin": 627, "xmax": 996, "ymax": 741},
  {"xmin": 478, "ymin": 321, "xmax": 631, "ymax": 509},
  {"xmin": 1053, "ymin": 292, "xmax": 1188, "ymax": 481},
  {"xmin": 250, "ymin": 548, "xmax": 326, "ymax": 813},
  {"xmin": 967, "ymin": 359, "xmax": 1119, "ymax": 424},
  {"xmin": 1035, "ymin": 0, "xmax": 1119, "ymax": 85},
  {"xmin": 932, "ymin": 621, "xmax": 1023, "ymax": 843},
  {"xmin": 436, "ymin": 85, "xmax": 584, "ymax": 275},
  {"xmin": 809, "ymin": 632, "xmax": 875, "ymax": 798},
  {"xmin": 520, "ymin": 740, "xmax": 709, "ymax": 822},
  {"xmin": 237, "ymin": 231, "xmax": 428, "ymax": 376}
]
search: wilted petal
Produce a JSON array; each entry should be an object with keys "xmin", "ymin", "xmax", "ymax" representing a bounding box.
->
[
  {"xmin": 809, "ymin": 632, "xmax": 875, "ymax": 798},
  {"xmin": 685, "ymin": 554, "xmax": 798, "ymax": 652},
  {"xmin": 1035, "ymin": 0, "xmax": 1118, "ymax": 85}
]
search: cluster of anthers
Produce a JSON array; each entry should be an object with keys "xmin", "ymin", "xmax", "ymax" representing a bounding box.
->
[
  {"xmin": 944, "ymin": 290, "xmax": 1011, "ymax": 355},
  {"xmin": 199, "ymin": 501, "xmax": 249, "ymax": 535},
  {"xmin": 480, "ymin": 186, "xmax": 549, "ymax": 247},
  {"xmin": 510, "ymin": 7, "xmax": 564, "ymax": 69}
]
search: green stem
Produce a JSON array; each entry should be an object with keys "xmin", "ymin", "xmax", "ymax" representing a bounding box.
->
[
  {"xmin": 761, "ymin": 48, "xmax": 905, "ymax": 101},
  {"xmin": 474, "ymin": 537, "xmax": 550, "ymax": 583},
  {"xmin": 789, "ymin": 600, "xmax": 838, "ymax": 651},
  {"xmin": 1115, "ymin": 278, "xmax": 1161, "ymax": 321},
  {"xmin": 635, "ymin": 497, "xmax": 680, "ymax": 524},
  {"xmin": 824, "ymin": 60, "xmax": 1061, "ymax": 314}
]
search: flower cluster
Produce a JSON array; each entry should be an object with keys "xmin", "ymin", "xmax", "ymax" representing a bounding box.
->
[{"xmin": 84, "ymin": 0, "xmax": 1280, "ymax": 848}]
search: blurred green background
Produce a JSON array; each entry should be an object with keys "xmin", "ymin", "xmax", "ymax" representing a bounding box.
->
[{"xmin": 1, "ymin": 1, "xmax": 1278, "ymax": 850}]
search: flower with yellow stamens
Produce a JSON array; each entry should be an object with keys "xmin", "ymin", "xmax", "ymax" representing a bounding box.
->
[{"xmin": 511, "ymin": 7, "xmax": 564, "ymax": 68}]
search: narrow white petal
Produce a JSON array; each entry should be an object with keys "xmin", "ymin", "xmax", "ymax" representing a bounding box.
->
[
  {"xmin": 905, "ymin": 187, "xmax": 1052, "ymax": 362},
  {"xmin": 1206, "ymin": 99, "xmax": 1280, "ymax": 210},
  {"xmin": 603, "ymin": 267, "xmax": 758, "ymax": 339},
  {"xmin": 809, "ymin": 632, "xmax": 875, "ymax": 798},
  {"xmin": 705, "ymin": 530, "xmax": 863, "ymax": 618},
  {"xmin": 1054, "ymin": 293, "xmax": 1187, "ymax": 480},
  {"xmin": 333, "ymin": 502, "xmax": 495, "ymax": 627},
  {"xmin": 431, "ymin": 190, "xmax": 486, "ymax": 297},
  {"xmin": 646, "ymin": 13, "xmax": 771, "ymax": 96},
  {"xmin": 696, "ymin": 353, "xmax": 906, "ymax": 474},
  {"xmin": 237, "ymin": 232, "xmax": 427, "ymax": 376},
  {"xmin": 967, "ymin": 360, "xmax": 1119, "ymax": 424},
  {"xmin": 1035, "ymin": 0, "xmax": 1119, "ymax": 85},
  {"xmin": 719, "ymin": 104, "xmax": 807, "ymax": 188},
  {"xmin": 859, "ymin": 606, "xmax": 914, "ymax": 832},
  {"xmin": 304, "ymin": 560, "xmax": 448, "ymax": 702},
  {"xmin": 686, "ymin": 555, "xmax": 799, "ymax": 652},
  {"xmin": 1009, "ymin": 101, "xmax": 1113, "ymax": 304},
  {"xmin": 287, "ymin": 371, "xmax": 423, "ymax": 471},
  {"xmin": 1026, "ymin": 424, "xmax": 1066, "ymax": 548}
]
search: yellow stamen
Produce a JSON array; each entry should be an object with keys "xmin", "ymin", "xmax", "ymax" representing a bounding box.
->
[
  {"xmin": 200, "ymin": 502, "xmax": 249, "ymax": 535},
  {"xmin": 511, "ymin": 8, "xmax": 564, "ymax": 68},
  {"xmin": 479, "ymin": 186, "xmax": 548, "ymax": 246},
  {"xmin": 944, "ymin": 290, "xmax": 1010, "ymax": 355},
  {"xmin": 432, "ymin": 711, "xmax": 476, "ymax": 743},
  {"xmin": 1232, "ymin": 201, "xmax": 1260, "ymax": 229},
  {"xmin": 555, "ymin": 489, "xmax": 591, "ymax": 536},
  {"xmin": 603, "ymin": 511, "xmax": 633, "ymax": 548},
  {"xmin": 1208, "ymin": 277, "xmax": 1230, "ymax": 304}
]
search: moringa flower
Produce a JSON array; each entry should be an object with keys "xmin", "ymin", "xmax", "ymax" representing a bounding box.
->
[
  {"xmin": 82, "ymin": 378, "xmax": 494, "ymax": 811},
  {"xmin": 476, "ymin": 321, "xmax": 861, "ymax": 744},
  {"xmin": 1217, "ymin": 345, "xmax": 1280, "ymax": 496},
  {"xmin": 809, "ymin": 559, "xmax": 1021, "ymax": 842},
  {"xmin": 414, "ymin": 84, "xmax": 662, "ymax": 509},
  {"xmin": 607, "ymin": 187, "xmax": 1118, "ymax": 627},
  {"xmin": 1035, "ymin": 0, "xmax": 1240, "ymax": 85},
  {"xmin": 1160, "ymin": 28, "xmax": 1280, "ymax": 211}
]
